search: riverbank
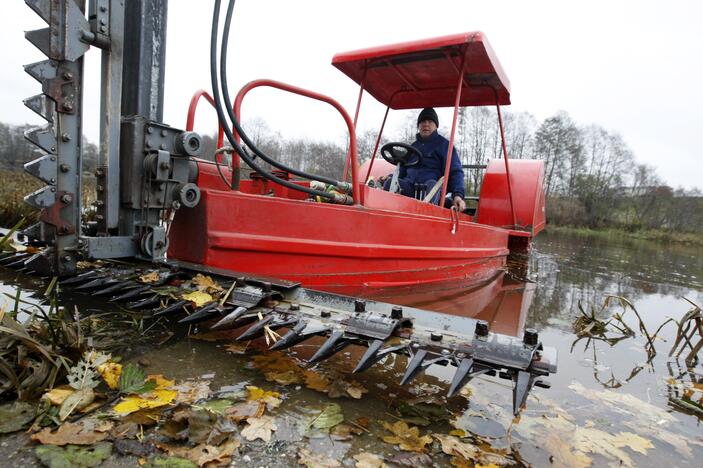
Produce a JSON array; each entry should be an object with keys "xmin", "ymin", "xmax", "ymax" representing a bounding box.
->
[{"xmin": 544, "ymin": 224, "xmax": 703, "ymax": 247}]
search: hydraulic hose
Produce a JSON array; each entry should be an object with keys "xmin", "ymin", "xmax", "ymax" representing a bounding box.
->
[
  {"xmin": 220, "ymin": 0, "xmax": 344, "ymax": 188},
  {"xmin": 210, "ymin": 0, "xmax": 342, "ymax": 202}
]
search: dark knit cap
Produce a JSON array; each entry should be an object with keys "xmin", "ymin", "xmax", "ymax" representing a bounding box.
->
[{"xmin": 417, "ymin": 108, "xmax": 439, "ymax": 127}]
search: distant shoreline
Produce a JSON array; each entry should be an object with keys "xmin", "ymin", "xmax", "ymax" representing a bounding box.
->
[{"xmin": 544, "ymin": 225, "xmax": 703, "ymax": 247}]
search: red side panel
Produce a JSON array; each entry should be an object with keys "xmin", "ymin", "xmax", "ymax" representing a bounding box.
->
[
  {"xmin": 476, "ymin": 159, "xmax": 545, "ymax": 235},
  {"xmin": 169, "ymin": 161, "xmax": 512, "ymax": 295}
]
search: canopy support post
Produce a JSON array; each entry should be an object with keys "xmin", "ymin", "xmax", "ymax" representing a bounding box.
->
[
  {"xmin": 495, "ymin": 101, "xmax": 517, "ymax": 227},
  {"xmin": 344, "ymin": 65, "xmax": 367, "ymax": 182},
  {"xmin": 363, "ymin": 105, "xmax": 390, "ymax": 183},
  {"xmin": 439, "ymin": 56, "xmax": 467, "ymax": 204}
]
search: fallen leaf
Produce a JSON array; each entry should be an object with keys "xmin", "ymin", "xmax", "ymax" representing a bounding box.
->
[
  {"xmin": 31, "ymin": 421, "xmax": 109, "ymax": 445},
  {"xmin": 0, "ymin": 402, "xmax": 36, "ymax": 434},
  {"xmin": 380, "ymin": 420, "xmax": 433, "ymax": 452},
  {"xmin": 297, "ymin": 448, "xmax": 341, "ymax": 467},
  {"xmin": 139, "ymin": 271, "xmax": 160, "ymax": 283},
  {"xmin": 246, "ymin": 386, "xmax": 281, "ymax": 409},
  {"xmin": 385, "ymin": 452, "xmax": 433, "ymax": 467},
  {"xmin": 193, "ymin": 399, "xmax": 234, "ymax": 415},
  {"xmin": 113, "ymin": 389, "xmax": 178, "ymax": 415},
  {"xmin": 97, "ymin": 361, "xmax": 123, "ymax": 390},
  {"xmin": 43, "ymin": 386, "xmax": 76, "ymax": 406},
  {"xmin": 569, "ymin": 381, "xmax": 675, "ymax": 423},
  {"xmin": 353, "ymin": 452, "xmax": 388, "ymax": 468},
  {"xmin": 59, "ymin": 388, "xmax": 95, "ymax": 421},
  {"xmin": 327, "ymin": 379, "xmax": 367, "ymax": 399},
  {"xmin": 172, "ymin": 380, "xmax": 212, "ymax": 405},
  {"xmin": 331, "ymin": 423, "xmax": 363, "ymax": 441},
  {"xmin": 544, "ymin": 433, "xmax": 591, "ymax": 468},
  {"xmin": 611, "ymin": 432, "xmax": 655, "ymax": 455},
  {"xmin": 146, "ymin": 456, "xmax": 197, "ymax": 468},
  {"xmin": 223, "ymin": 342, "xmax": 249, "ymax": 354},
  {"xmin": 312, "ymin": 404, "xmax": 344, "ymax": 430},
  {"xmin": 225, "ymin": 401, "xmax": 265, "ymax": 422},
  {"xmin": 266, "ymin": 370, "xmax": 302, "ymax": 386},
  {"xmin": 191, "ymin": 274, "xmax": 223, "ymax": 293},
  {"xmin": 35, "ymin": 442, "xmax": 112, "ymax": 467},
  {"xmin": 433, "ymin": 434, "xmax": 479, "ymax": 461},
  {"xmin": 114, "ymin": 438, "xmax": 155, "ymax": 458},
  {"xmin": 303, "ymin": 369, "xmax": 330, "ymax": 392},
  {"xmin": 157, "ymin": 439, "xmax": 240, "ymax": 467},
  {"xmin": 241, "ymin": 415, "xmax": 277, "ymax": 442},
  {"xmin": 182, "ymin": 291, "xmax": 213, "ymax": 308}
]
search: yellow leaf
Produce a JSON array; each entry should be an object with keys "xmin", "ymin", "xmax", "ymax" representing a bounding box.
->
[
  {"xmin": 42, "ymin": 386, "xmax": 75, "ymax": 406},
  {"xmin": 97, "ymin": 362, "xmax": 122, "ymax": 390},
  {"xmin": 381, "ymin": 420, "xmax": 433, "ymax": 452},
  {"xmin": 139, "ymin": 271, "xmax": 160, "ymax": 283},
  {"xmin": 181, "ymin": 290, "xmax": 213, "ymax": 307},
  {"xmin": 146, "ymin": 374, "xmax": 175, "ymax": 389},
  {"xmin": 246, "ymin": 385, "xmax": 281, "ymax": 409},
  {"xmin": 353, "ymin": 452, "xmax": 388, "ymax": 468},
  {"xmin": 113, "ymin": 389, "xmax": 177, "ymax": 415},
  {"xmin": 192, "ymin": 273, "xmax": 223, "ymax": 293},
  {"xmin": 449, "ymin": 429, "xmax": 466, "ymax": 437},
  {"xmin": 433, "ymin": 434, "xmax": 479, "ymax": 461},
  {"xmin": 265, "ymin": 370, "xmax": 301, "ymax": 386}
]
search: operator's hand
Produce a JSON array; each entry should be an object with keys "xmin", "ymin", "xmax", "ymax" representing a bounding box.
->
[{"xmin": 453, "ymin": 195, "xmax": 466, "ymax": 212}]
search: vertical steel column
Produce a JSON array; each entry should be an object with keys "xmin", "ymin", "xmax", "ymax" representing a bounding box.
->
[
  {"xmin": 119, "ymin": 0, "xmax": 168, "ymax": 236},
  {"xmin": 93, "ymin": 0, "xmax": 125, "ymax": 232},
  {"xmin": 121, "ymin": 0, "xmax": 168, "ymax": 121}
]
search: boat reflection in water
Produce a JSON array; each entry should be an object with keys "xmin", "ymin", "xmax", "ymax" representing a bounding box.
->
[{"xmin": 325, "ymin": 257, "xmax": 533, "ymax": 339}]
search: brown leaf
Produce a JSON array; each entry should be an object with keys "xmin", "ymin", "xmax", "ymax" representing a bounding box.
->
[
  {"xmin": 327, "ymin": 379, "xmax": 367, "ymax": 399},
  {"xmin": 433, "ymin": 434, "xmax": 479, "ymax": 461},
  {"xmin": 225, "ymin": 401, "xmax": 265, "ymax": 423},
  {"xmin": 31, "ymin": 421, "xmax": 109, "ymax": 446},
  {"xmin": 380, "ymin": 420, "xmax": 433, "ymax": 452},
  {"xmin": 353, "ymin": 452, "xmax": 388, "ymax": 468},
  {"xmin": 172, "ymin": 380, "xmax": 212, "ymax": 405},
  {"xmin": 265, "ymin": 370, "xmax": 302, "ymax": 386},
  {"xmin": 303, "ymin": 369, "xmax": 330, "ymax": 392},
  {"xmin": 241, "ymin": 415, "xmax": 277, "ymax": 442},
  {"xmin": 223, "ymin": 342, "xmax": 249, "ymax": 354},
  {"xmin": 385, "ymin": 452, "xmax": 433, "ymax": 467},
  {"xmin": 191, "ymin": 274, "xmax": 224, "ymax": 293},
  {"xmin": 297, "ymin": 448, "xmax": 341, "ymax": 467},
  {"xmin": 139, "ymin": 271, "xmax": 160, "ymax": 283},
  {"xmin": 157, "ymin": 439, "xmax": 240, "ymax": 467}
]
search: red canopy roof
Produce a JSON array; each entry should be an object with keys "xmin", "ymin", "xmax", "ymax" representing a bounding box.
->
[{"xmin": 332, "ymin": 32, "xmax": 510, "ymax": 110}]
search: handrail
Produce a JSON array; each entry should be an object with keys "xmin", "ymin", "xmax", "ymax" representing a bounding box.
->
[
  {"xmin": 186, "ymin": 89, "xmax": 225, "ymax": 150},
  {"xmin": 233, "ymin": 79, "xmax": 361, "ymax": 205}
]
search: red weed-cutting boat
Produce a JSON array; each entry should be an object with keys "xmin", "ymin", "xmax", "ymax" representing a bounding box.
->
[{"xmin": 169, "ymin": 32, "xmax": 545, "ymax": 296}]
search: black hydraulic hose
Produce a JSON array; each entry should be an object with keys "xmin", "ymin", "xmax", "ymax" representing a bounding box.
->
[
  {"xmin": 219, "ymin": 0, "xmax": 344, "ymax": 188},
  {"xmin": 209, "ymin": 0, "xmax": 338, "ymax": 201}
]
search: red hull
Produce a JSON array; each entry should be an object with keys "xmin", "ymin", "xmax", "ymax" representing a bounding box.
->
[{"xmin": 169, "ymin": 164, "xmax": 512, "ymax": 294}]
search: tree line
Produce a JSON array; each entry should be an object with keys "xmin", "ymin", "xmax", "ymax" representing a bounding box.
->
[{"xmin": 1, "ymin": 110, "xmax": 700, "ymax": 234}]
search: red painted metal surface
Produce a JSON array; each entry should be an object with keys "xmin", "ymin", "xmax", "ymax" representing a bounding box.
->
[
  {"xmin": 233, "ymin": 79, "xmax": 360, "ymax": 204},
  {"xmin": 169, "ymin": 160, "xmax": 511, "ymax": 295},
  {"xmin": 186, "ymin": 90, "xmax": 224, "ymax": 149},
  {"xmin": 476, "ymin": 159, "xmax": 546, "ymax": 235},
  {"xmin": 332, "ymin": 32, "xmax": 510, "ymax": 109}
]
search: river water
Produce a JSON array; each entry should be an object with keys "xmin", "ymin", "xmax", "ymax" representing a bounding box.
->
[{"xmin": 1, "ymin": 229, "xmax": 702, "ymax": 466}]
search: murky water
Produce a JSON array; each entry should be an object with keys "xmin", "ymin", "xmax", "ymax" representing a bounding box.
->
[{"xmin": 2, "ymin": 230, "xmax": 702, "ymax": 466}]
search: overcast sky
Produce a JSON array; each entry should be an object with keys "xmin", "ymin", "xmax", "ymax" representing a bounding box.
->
[{"xmin": 0, "ymin": 0, "xmax": 701, "ymax": 189}]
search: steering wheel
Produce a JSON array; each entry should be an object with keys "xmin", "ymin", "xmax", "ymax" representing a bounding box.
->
[{"xmin": 380, "ymin": 142, "xmax": 423, "ymax": 167}]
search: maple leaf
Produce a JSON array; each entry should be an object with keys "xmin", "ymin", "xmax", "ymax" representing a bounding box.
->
[
  {"xmin": 353, "ymin": 452, "xmax": 388, "ymax": 468},
  {"xmin": 139, "ymin": 271, "xmax": 160, "ymax": 283},
  {"xmin": 241, "ymin": 415, "xmax": 277, "ymax": 442},
  {"xmin": 380, "ymin": 420, "xmax": 433, "ymax": 452},
  {"xmin": 303, "ymin": 369, "xmax": 330, "ymax": 392},
  {"xmin": 31, "ymin": 421, "xmax": 110, "ymax": 446},
  {"xmin": 433, "ymin": 434, "xmax": 479, "ymax": 461},
  {"xmin": 157, "ymin": 439, "xmax": 240, "ymax": 466},
  {"xmin": 181, "ymin": 291, "xmax": 213, "ymax": 308},
  {"xmin": 191, "ymin": 274, "xmax": 223, "ymax": 293},
  {"xmin": 246, "ymin": 386, "xmax": 281, "ymax": 409},
  {"xmin": 297, "ymin": 448, "xmax": 341, "ymax": 467}
]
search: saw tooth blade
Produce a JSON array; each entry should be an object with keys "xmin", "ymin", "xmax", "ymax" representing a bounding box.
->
[
  {"xmin": 25, "ymin": 0, "xmax": 51, "ymax": 24},
  {"xmin": 25, "ymin": 28, "xmax": 52, "ymax": 58},
  {"xmin": 399, "ymin": 349, "xmax": 429, "ymax": 386},
  {"xmin": 447, "ymin": 358, "xmax": 474, "ymax": 398},
  {"xmin": 24, "ymin": 185, "xmax": 56, "ymax": 209},
  {"xmin": 24, "ymin": 125, "xmax": 56, "ymax": 154},
  {"xmin": 512, "ymin": 370, "xmax": 535, "ymax": 416},
  {"xmin": 24, "ymin": 153, "xmax": 57, "ymax": 185},
  {"xmin": 24, "ymin": 94, "xmax": 54, "ymax": 123},
  {"xmin": 308, "ymin": 330, "xmax": 348, "ymax": 364},
  {"xmin": 24, "ymin": 59, "xmax": 58, "ymax": 84},
  {"xmin": 236, "ymin": 315, "xmax": 275, "ymax": 341}
]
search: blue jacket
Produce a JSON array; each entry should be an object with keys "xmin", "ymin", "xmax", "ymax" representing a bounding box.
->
[{"xmin": 400, "ymin": 130, "xmax": 465, "ymax": 198}]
